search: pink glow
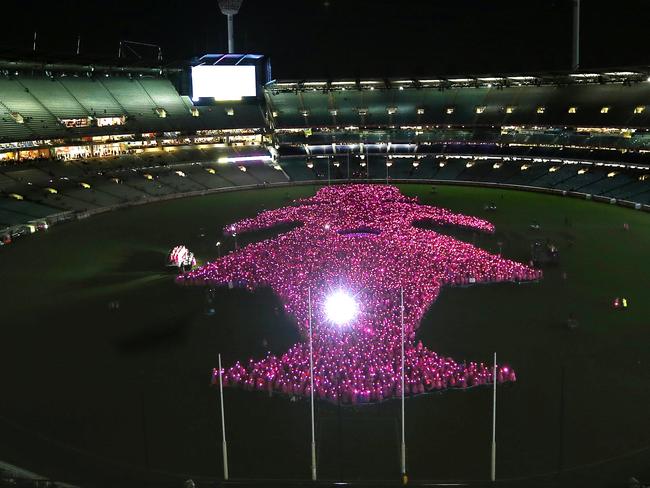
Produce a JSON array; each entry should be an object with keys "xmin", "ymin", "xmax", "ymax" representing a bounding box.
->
[{"xmin": 178, "ymin": 185, "xmax": 541, "ymax": 403}]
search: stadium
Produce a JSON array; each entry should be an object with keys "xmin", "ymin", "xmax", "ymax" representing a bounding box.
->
[{"xmin": 0, "ymin": 1, "xmax": 649, "ymax": 487}]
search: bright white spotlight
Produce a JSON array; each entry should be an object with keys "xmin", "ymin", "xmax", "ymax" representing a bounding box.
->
[{"xmin": 324, "ymin": 290, "xmax": 359, "ymax": 326}]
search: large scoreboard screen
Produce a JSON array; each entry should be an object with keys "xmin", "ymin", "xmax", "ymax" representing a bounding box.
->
[
  {"xmin": 191, "ymin": 65, "xmax": 257, "ymax": 101},
  {"xmin": 183, "ymin": 54, "xmax": 270, "ymax": 105}
]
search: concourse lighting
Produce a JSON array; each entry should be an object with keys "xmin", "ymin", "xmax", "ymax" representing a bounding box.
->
[
  {"xmin": 217, "ymin": 155, "xmax": 273, "ymax": 163},
  {"xmin": 324, "ymin": 290, "xmax": 359, "ymax": 326},
  {"xmin": 604, "ymin": 71, "xmax": 638, "ymax": 76}
]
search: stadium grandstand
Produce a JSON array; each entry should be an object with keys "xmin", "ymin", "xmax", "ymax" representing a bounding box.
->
[{"xmin": 2, "ymin": 58, "xmax": 650, "ymax": 240}]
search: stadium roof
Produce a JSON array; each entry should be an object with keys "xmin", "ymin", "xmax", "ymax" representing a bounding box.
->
[
  {"xmin": 267, "ymin": 67, "xmax": 650, "ymax": 92},
  {"xmin": 193, "ymin": 53, "xmax": 265, "ymax": 65},
  {"xmin": 0, "ymin": 59, "xmax": 181, "ymax": 76}
]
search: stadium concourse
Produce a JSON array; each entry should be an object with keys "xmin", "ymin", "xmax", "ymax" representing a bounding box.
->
[{"xmin": 2, "ymin": 61, "xmax": 650, "ymax": 240}]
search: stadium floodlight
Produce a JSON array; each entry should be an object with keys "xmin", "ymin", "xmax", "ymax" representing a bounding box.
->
[
  {"xmin": 324, "ymin": 290, "xmax": 359, "ymax": 326},
  {"xmin": 572, "ymin": 0, "xmax": 580, "ymax": 71},
  {"xmin": 218, "ymin": 0, "xmax": 244, "ymax": 53}
]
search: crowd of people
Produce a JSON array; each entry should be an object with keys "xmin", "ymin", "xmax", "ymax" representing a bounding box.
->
[{"xmin": 177, "ymin": 184, "xmax": 541, "ymax": 404}]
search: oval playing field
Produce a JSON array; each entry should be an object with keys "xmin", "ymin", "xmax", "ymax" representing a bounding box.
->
[{"xmin": 1, "ymin": 183, "xmax": 648, "ymax": 487}]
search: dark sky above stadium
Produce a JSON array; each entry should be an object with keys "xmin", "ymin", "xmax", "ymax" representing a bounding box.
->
[{"xmin": 1, "ymin": 0, "xmax": 648, "ymax": 78}]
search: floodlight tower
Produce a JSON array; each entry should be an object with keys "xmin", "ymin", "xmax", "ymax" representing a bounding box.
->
[
  {"xmin": 572, "ymin": 0, "xmax": 580, "ymax": 71},
  {"xmin": 218, "ymin": 0, "xmax": 244, "ymax": 54}
]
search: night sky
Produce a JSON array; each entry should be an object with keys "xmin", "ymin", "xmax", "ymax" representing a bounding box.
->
[{"xmin": 0, "ymin": 0, "xmax": 648, "ymax": 79}]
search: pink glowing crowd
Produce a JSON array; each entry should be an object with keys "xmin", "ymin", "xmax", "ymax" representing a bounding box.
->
[{"xmin": 177, "ymin": 184, "xmax": 541, "ymax": 404}]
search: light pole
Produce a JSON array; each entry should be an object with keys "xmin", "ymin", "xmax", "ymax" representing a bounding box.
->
[
  {"xmin": 217, "ymin": 0, "xmax": 244, "ymax": 54},
  {"xmin": 572, "ymin": 0, "xmax": 580, "ymax": 71},
  {"xmin": 308, "ymin": 289, "xmax": 317, "ymax": 480},
  {"xmin": 400, "ymin": 287, "xmax": 407, "ymax": 483},
  {"xmin": 491, "ymin": 352, "xmax": 497, "ymax": 482},
  {"xmin": 366, "ymin": 149, "xmax": 370, "ymax": 181},
  {"xmin": 216, "ymin": 241, "xmax": 221, "ymax": 259},
  {"xmin": 218, "ymin": 353, "xmax": 229, "ymax": 480},
  {"xmin": 327, "ymin": 158, "xmax": 331, "ymax": 186},
  {"xmin": 347, "ymin": 151, "xmax": 350, "ymax": 181}
]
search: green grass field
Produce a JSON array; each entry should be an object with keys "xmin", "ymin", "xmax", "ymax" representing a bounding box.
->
[{"xmin": 0, "ymin": 183, "xmax": 648, "ymax": 487}]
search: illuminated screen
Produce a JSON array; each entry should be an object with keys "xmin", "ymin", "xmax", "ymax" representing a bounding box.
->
[{"xmin": 191, "ymin": 65, "xmax": 257, "ymax": 101}]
